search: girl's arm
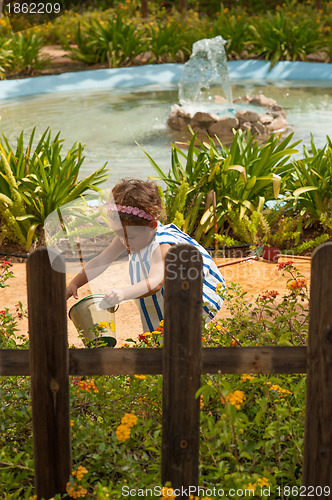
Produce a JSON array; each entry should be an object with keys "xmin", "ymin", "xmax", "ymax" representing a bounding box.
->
[
  {"xmin": 66, "ymin": 236, "xmax": 126, "ymax": 299},
  {"xmin": 103, "ymin": 243, "xmax": 171, "ymax": 305}
]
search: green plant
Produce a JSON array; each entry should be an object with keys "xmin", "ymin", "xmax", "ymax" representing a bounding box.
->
[
  {"xmin": 285, "ymin": 134, "xmax": 332, "ymax": 231},
  {"xmin": 209, "ymin": 261, "xmax": 309, "ymax": 347},
  {"xmin": 248, "ymin": 10, "xmax": 323, "ymax": 68},
  {"xmin": 211, "ymin": 5, "xmax": 251, "ymax": 57},
  {"xmin": 0, "ymin": 262, "xmax": 310, "ymax": 498},
  {"xmin": 9, "ymin": 31, "xmax": 50, "ymax": 75},
  {"xmin": 213, "ymin": 234, "xmax": 241, "ymax": 247},
  {"xmin": 227, "ymin": 208, "xmax": 302, "ymax": 249},
  {"xmin": 0, "ymin": 263, "xmax": 28, "ymax": 349},
  {"xmin": 147, "ymin": 21, "xmax": 190, "ymax": 62},
  {"xmin": 282, "ymin": 233, "xmax": 330, "ymax": 255},
  {"xmin": 65, "ymin": 14, "xmax": 148, "ymax": 66},
  {"xmin": 0, "ymin": 128, "xmax": 109, "ymax": 249},
  {"xmin": 140, "ymin": 129, "xmax": 300, "ymax": 246},
  {"xmin": 0, "ymin": 37, "xmax": 14, "ymax": 79}
]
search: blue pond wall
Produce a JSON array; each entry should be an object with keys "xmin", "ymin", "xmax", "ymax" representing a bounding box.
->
[{"xmin": 1, "ymin": 60, "xmax": 332, "ymax": 100}]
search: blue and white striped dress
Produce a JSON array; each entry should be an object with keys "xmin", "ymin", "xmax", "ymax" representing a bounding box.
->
[{"xmin": 128, "ymin": 222, "xmax": 226, "ymax": 332}]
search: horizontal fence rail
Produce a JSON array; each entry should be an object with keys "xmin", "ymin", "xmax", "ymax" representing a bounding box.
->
[{"xmin": 0, "ymin": 345, "xmax": 307, "ymax": 377}]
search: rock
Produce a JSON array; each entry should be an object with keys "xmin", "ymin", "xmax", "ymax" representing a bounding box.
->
[
  {"xmin": 233, "ymin": 95, "xmax": 251, "ymax": 104},
  {"xmin": 214, "ymin": 95, "xmax": 228, "ymax": 104},
  {"xmin": 236, "ymin": 110, "xmax": 260, "ymax": 123},
  {"xmin": 171, "ymin": 104, "xmax": 192, "ymax": 119},
  {"xmin": 259, "ymin": 113, "xmax": 273, "ymax": 125},
  {"xmin": 167, "ymin": 93, "xmax": 289, "ymax": 143},
  {"xmin": 240, "ymin": 121, "xmax": 252, "ymax": 131},
  {"xmin": 267, "ymin": 116, "xmax": 289, "ymax": 132},
  {"xmin": 250, "ymin": 94, "xmax": 278, "ymax": 108},
  {"xmin": 167, "ymin": 113, "xmax": 181, "ymax": 130},
  {"xmin": 208, "ymin": 117, "xmax": 239, "ymax": 137},
  {"xmin": 252, "ymin": 121, "xmax": 266, "ymax": 134},
  {"xmin": 192, "ymin": 111, "xmax": 218, "ymax": 123},
  {"xmin": 178, "ymin": 117, "xmax": 190, "ymax": 129}
]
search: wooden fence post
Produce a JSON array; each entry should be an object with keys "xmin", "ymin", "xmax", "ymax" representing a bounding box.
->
[
  {"xmin": 303, "ymin": 242, "xmax": 332, "ymax": 490},
  {"xmin": 27, "ymin": 248, "xmax": 71, "ymax": 499},
  {"xmin": 162, "ymin": 244, "xmax": 203, "ymax": 498}
]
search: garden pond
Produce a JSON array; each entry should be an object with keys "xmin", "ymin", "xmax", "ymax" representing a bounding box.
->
[{"xmin": 0, "ymin": 78, "xmax": 332, "ymax": 183}]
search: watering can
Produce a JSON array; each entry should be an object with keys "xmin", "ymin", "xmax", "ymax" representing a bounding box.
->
[{"xmin": 69, "ymin": 294, "xmax": 117, "ymax": 347}]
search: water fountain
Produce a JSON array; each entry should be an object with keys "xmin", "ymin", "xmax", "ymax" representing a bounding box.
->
[{"xmin": 167, "ymin": 36, "xmax": 290, "ymax": 143}]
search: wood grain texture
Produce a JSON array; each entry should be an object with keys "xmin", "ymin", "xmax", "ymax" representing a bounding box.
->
[
  {"xmin": 27, "ymin": 248, "xmax": 71, "ymax": 499},
  {"xmin": 303, "ymin": 242, "xmax": 332, "ymax": 488},
  {"xmin": 0, "ymin": 346, "xmax": 306, "ymax": 376},
  {"xmin": 161, "ymin": 245, "xmax": 203, "ymax": 495}
]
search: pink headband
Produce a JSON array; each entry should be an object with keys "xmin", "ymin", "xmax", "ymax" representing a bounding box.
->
[{"xmin": 106, "ymin": 203, "xmax": 154, "ymax": 221}]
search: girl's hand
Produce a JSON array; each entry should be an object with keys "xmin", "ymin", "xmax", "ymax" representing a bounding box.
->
[
  {"xmin": 66, "ymin": 283, "xmax": 78, "ymax": 300},
  {"xmin": 103, "ymin": 288, "xmax": 125, "ymax": 307}
]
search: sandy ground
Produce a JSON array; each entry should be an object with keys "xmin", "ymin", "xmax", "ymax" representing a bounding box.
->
[{"xmin": 1, "ymin": 256, "xmax": 312, "ymax": 347}]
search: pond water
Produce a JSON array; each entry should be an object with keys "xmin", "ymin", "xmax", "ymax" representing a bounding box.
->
[{"xmin": 0, "ymin": 79, "xmax": 331, "ymax": 184}]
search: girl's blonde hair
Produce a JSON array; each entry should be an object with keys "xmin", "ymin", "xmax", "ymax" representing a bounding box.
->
[{"xmin": 110, "ymin": 179, "xmax": 161, "ymax": 225}]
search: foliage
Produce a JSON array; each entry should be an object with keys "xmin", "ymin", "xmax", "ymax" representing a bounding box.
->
[
  {"xmin": 147, "ymin": 20, "xmax": 191, "ymax": 63},
  {"xmin": 284, "ymin": 135, "xmax": 332, "ymax": 232},
  {"xmin": 283, "ymin": 233, "xmax": 330, "ymax": 255},
  {"xmin": 0, "ymin": 262, "xmax": 29, "ymax": 349},
  {"xmin": 248, "ymin": 9, "xmax": 324, "ymax": 68},
  {"xmin": 0, "ymin": 37, "xmax": 14, "ymax": 79},
  {"xmin": 63, "ymin": 13, "xmax": 148, "ymax": 67},
  {"xmin": 0, "ymin": 128, "xmax": 109, "ymax": 250},
  {"xmin": 2, "ymin": 0, "xmax": 332, "ymax": 75},
  {"xmin": 142, "ymin": 129, "xmax": 300, "ymax": 246},
  {"xmin": 213, "ymin": 234, "xmax": 241, "ymax": 247},
  {"xmin": 227, "ymin": 208, "xmax": 302, "ymax": 249},
  {"xmin": 0, "ymin": 262, "xmax": 311, "ymax": 498},
  {"xmin": 0, "ymin": 31, "xmax": 48, "ymax": 78},
  {"xmin": 10, "ymin": 32, "xmax": 50, "ymax": 75},
  {"xmin": 0, "ymin": 259, "xmax": 14, "ymax": 288},
  {"xmin": 211, "ymin": 5, "xmax": 251, "ymax": 57},
  {"xmin": 209, "ymin": 261, "xmax": 309, "ymax": 348}
]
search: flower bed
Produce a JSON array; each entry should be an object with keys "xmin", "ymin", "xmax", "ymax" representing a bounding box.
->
[{"xmin": 0, "ymin": 261, "xmax": 309, "ymax": 499}]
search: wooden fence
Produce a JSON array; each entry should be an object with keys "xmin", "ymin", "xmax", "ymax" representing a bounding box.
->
[{"xmin": 0, "ymin": 243, "xmax": 332, "ymax": 499}]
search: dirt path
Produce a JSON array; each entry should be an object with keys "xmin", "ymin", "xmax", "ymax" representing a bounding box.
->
[{"xmin": 1, "ymin": 256, "xmax": 311, "ymax": 348}]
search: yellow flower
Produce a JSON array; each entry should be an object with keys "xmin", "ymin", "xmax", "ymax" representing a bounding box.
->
[
  {"xmin": 257, "ymin": 477, "xmax": 269, "ymax": 487},
  {"xmin": 76, "ymin": 465, "xmax": 88, "ymax": 481},
  {"xmin": 247, "ymin": 483, "xmax": 256, "ymax": 493},
  {"xmin": 241, "ymin": 374, "xmax": 255, "ymax": 382},
  {"xmin": 161, "ymin": 487, "xmax": 177, "ymax": 499},
  {"xmin": 225, "ymin": 390, "xmax": 246, "ymax": 409},
  {"xmin": 115, "ymin": 423, "xmax": 131, "ymax": 441},
  {"xmin": 98, "ymin": 321, "xmax": 109, "ymax": 329},
  {"xmin": 159, "ymin": 320, "xmax": 164, "ymax": 327},
  {"xmin": 266, "ymin": 382, "xmax": 291, "ymax": 399},
  {"xmin": 121, "ymin": 412, "xmax": 138, "ymax": 427},
  {"xmin": 134, "ymin": 374, "xmax": 146, "ymax": 380}
]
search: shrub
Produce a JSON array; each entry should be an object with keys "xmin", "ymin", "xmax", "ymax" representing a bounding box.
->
[
  {"xmin": 248, "ymin": 9, "xmax": 324, "ymax": 68},
  {"xmin": 0, "ymin": 128, "xmax": 109, "ymax": 249}
]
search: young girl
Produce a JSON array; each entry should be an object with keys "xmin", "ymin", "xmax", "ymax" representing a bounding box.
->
[{"xmin": 66, "ymin": 179, "xmax": 225, "ymax": 332}]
